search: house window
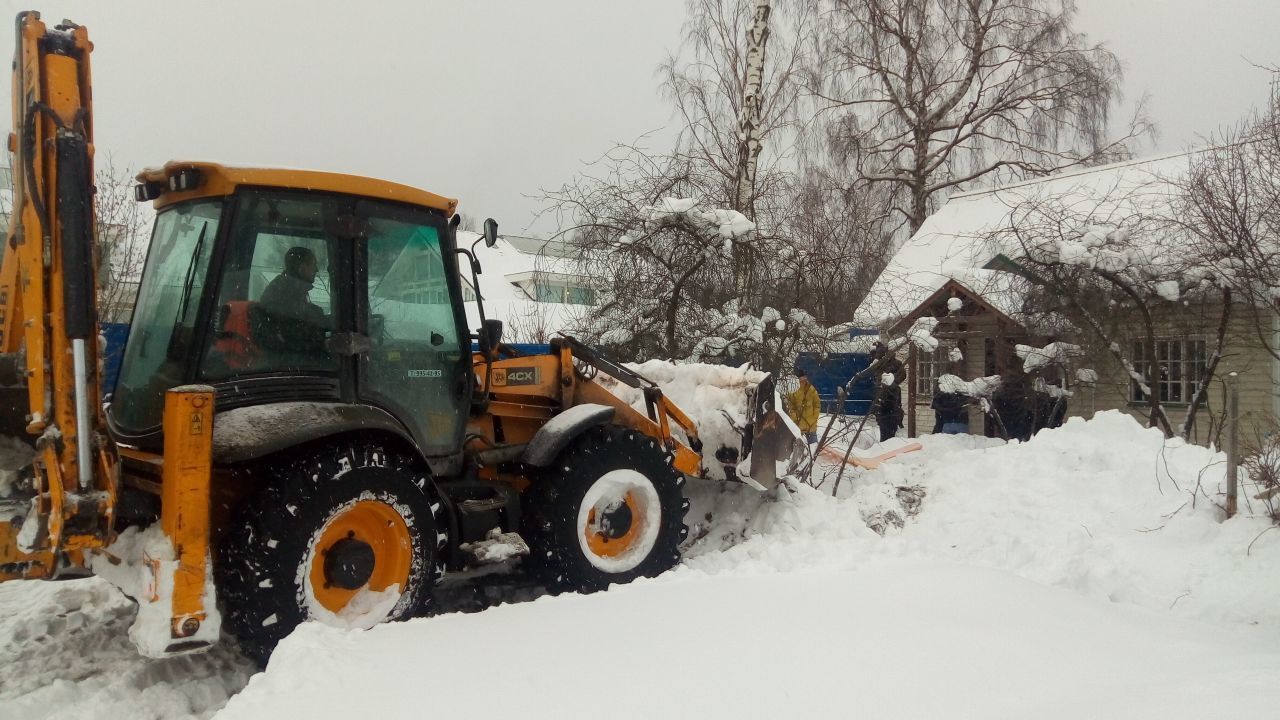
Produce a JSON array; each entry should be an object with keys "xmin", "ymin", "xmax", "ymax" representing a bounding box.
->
[
  {"xmin": 915, "ymin": 346, "xmax": 951, "ymax": 397},
  {"xmin": 567, "ymin": 285, "xmax": 596, "ymax": 305},
  {"xmin": 534, "ymin": 281, "xmax": 595, "ymax": 305},
  {"xmin": 1130, "ymin": 338, "xmax": 1207, "ymax": 404}
]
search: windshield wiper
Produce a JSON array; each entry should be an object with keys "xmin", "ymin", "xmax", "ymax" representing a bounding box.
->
[{"xmin": 173, "ymin": 221, "xmax": 208, "ymax": 340}]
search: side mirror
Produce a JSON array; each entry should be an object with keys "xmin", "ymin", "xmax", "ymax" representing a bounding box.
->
[
  {"xmin": 483, "ymin": 218, "xmax": 498, "ymax": 248},
  {"xmin": 479, "ymin": 318, "xmax": 503, "ymax": 356}
]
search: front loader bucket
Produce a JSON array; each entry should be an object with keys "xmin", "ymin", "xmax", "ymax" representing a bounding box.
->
[{"xmin": 738, "ymin": 374, "xmax": 801, "ymax": 491}]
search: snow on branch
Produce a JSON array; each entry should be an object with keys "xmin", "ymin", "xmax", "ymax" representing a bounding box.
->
[
  {"xmin": 1033, "ymin": 377, "xmax": 1072, "ymax": 399},
  {"xmin": 908, "ymin": 316, "xmax": 939, "ymax": 352},
  {"xmin": 645, "ymin": 196, "xmax": 757, "ymax": 251},
  {"xmin": 938, "ymin": 374, "xmax": 1001, "ymax": 399},
  {"xmin": 1015, "ymin": 342, "xmax": 1083, "ymax": 374}
]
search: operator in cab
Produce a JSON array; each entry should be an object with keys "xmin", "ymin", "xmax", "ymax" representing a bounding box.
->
[{"xmin": 253, "ymin": 246, "xmax": 330, "ymax": 360}]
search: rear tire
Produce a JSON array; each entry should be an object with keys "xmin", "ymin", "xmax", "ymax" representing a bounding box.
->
[
  {"xmin": 522, "ymin": 426, "xmax": 688, "ymax": 592},
  {"xmin": 216, "ymin": 441, "xmax": 443, "ymax": 662}
]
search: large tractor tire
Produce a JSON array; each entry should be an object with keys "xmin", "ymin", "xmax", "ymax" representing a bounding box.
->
[
  {"xmin": 216, "ymin": 441, "xmax": 443, "ymax": 662},
  {"xmin": 522, "ymin": 425, "xmax": 688, "ymax": 592}
]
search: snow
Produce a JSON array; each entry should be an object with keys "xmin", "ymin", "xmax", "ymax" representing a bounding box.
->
[
  {"xmin": 597, "ymin": 360, "xmax": 772, "ymax": 482},
  {"xmin": 946, "ymin": 296, "xmax": 963, "ymax": 312},
  {"xmin": 907, "ymin": 315, "xmax": 939, "ymax": 352},
  {"xmin": 304, "ymin": 586, "xmax": 402, "ymax": 632},
  {"xmin": 1156, "ymin": 279, "xmax": 1182, "ymax": 301},
  {"xmin": 937, "ymin": 373, "xmax": 1001, "ymax": 398},
  {"xmin": 3, "ymin": 412, "xmax": 1279, "ymax": 718},
  {"xmin": 0, "ymin": 435, "xmax": 34, "ymax": 502},
  {"xmin": 88, "ymin": 526, "xmax": 222, "ymax": 659},
  {"xmin": 217, "ymin": 561, "xmax": 1280, "ymax": 720},
  {"xmin": 855, "ymin": 149, "xmax": 1211, "ymax": 327},
  {"xmin": 645, "ymin": 197, "xmax": 757, "ymax": 240},
  {"xmin": 459, "ymin": 529, "xmax": 530, "ymax": 564},
  {"xmin": 1016, "ymin": 341, "xmax": 1083, "ymax": 373},
  {"xmin": 1077, "ymin": 368, "xmax": 1099, "ymax": 384},
  {"xmin": 211, "ymin": 402, "xmax": 345, "ymax": 458},
  {"xmin": 458, "ymin": 233, "xmax": 590, "ymax": 340}
]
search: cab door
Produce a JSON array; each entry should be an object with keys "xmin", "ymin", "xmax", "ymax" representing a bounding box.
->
[{"xmin": 356, "ymin": 202, "xmax": 470, "ymax": 458}]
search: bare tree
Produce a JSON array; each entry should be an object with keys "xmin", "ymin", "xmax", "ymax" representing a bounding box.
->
[
  {"xmin": 1177, "ymin": 84, "xmax": 1280, "ymax": 363},
  {"xmin": 544, "ymin": 1, "xmax": 896, "ymax": 367},
  {"xmin": 809, "ymin": 0, "xmax": 1151, "ymax": 235},
  {"xmin": 988, "ymin": 175, "xmax": 1245, "ymax": 440},
  {"xmin": 544, "ymin": 147, "xmax": 730, "ymax": 358},
  {"xmin": 95, "ymin": 160, "xmax": 151, "ymax": 323}
]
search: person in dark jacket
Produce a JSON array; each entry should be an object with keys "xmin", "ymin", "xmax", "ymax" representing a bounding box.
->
[
  {"xmin": 869, "ymin": 341, "xmax": 905, "ymax": 443},
  {"xmin": 254, "ymin": 246, "xmax": 329, "ymax": 357},
  {"xmin": 993, "ymin": 362, "xmax": 1035, "ymax": 441},
  {"xmin": 931, "ymin": 385, "xmax": 969, "ymax": 434}
]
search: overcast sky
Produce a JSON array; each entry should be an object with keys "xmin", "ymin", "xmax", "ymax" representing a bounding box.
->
[{"xmin": 1, "ymin": 0, "xmax": 1276, "ymax": 236}]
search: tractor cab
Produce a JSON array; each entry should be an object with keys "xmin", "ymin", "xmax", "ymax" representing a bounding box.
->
[{"xmin": 108, "ymin": 162, "xmax": 476, "ymax": 465}]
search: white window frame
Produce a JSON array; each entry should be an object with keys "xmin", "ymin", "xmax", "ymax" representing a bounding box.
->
[
  {"xmin": 1130, "ymin": 337, "xmax": 1207, "ymax": 405},
  {"xmin": 915, "ymin": 345, "xmax": 952, "ymax": 398}
]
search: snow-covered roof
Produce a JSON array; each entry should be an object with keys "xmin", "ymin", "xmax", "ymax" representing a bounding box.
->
[
  {"xmin": 855, "ymin": 149, "xmax": 1206, "ymax": 327},
  {"xmin": 461, "ymin": 233, "xmax": 594, "ymax": 337}
]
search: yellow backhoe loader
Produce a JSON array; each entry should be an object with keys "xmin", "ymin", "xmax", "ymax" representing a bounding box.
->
[{"xmin": 0, "ymin": 12, "xmax": 797, "ymax": 662}]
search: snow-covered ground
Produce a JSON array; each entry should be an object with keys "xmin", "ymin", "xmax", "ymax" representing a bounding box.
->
[{"xmin": 3, "ymin": 412, "xmax": 1279, "ymax": 719}]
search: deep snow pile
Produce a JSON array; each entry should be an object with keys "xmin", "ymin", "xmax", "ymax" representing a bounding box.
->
[
  {"xmin": 599, "ymin": 359, "xmax": 769, "ymax": 481},
  {"xmin": 3, "ymin": 411, "xmax": 1279, "ymax": 719},
  {"xmin": 217, "ymin": 561, "xmax": 1280, "ymax": 720},
  {"xmin": 688, "ymin": 411, "xmax": 1280, "ymax": 627}
]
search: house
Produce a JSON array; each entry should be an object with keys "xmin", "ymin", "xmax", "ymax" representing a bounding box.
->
[
  {"xmin": 461, "ymin": 233, "xmax": 597, "ymax": 342},
  {"xmin": 855, "ymin": 150, "xmax": 1278, "ymax": 444}
]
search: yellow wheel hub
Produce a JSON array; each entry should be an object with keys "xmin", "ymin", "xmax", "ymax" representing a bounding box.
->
[
  {"xmin": 309, "ymin": 500, "xmax": 412, "ymax": 614},
  {"xmin": 584, "ymin": 491, "xmax": 644, "ymax": 558}
]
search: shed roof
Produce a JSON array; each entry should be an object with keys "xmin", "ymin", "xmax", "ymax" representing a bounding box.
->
[{"xmin": 854, "ymin": 149, "xmax": 1208, "ymax": 328}]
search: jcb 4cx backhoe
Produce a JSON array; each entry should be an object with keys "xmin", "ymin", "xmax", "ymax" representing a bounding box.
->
[{"xmin": 0, "ymin": 12, "xmax": 798, "ymax": 661}]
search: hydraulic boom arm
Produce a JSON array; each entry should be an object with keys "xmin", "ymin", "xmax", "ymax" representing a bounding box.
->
[{"xmin": 0, "ymin": 11, "xmax": 118, "ymax": 581}]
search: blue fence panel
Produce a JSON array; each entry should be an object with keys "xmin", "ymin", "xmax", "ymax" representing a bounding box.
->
[{"xmin": 795, "ymin": 351, "xmax": 875, "ymax": 415}]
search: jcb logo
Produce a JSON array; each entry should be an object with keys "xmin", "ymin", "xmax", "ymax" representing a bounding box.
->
[{"xmin": 493, "ymin": 366, "xmax": 539, "ymax": 387}]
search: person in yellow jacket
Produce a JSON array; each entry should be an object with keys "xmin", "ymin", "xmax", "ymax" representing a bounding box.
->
[{"xmin": 785, "ymin": 368, "xmax": 821, "ymax": 444}]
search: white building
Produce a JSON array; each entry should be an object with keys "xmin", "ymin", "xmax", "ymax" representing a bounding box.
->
[{"xmin": 460, "ymin": 233, "xmax": 597, "ymax": 343}]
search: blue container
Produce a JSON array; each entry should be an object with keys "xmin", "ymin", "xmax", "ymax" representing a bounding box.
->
[{"xmin": 101, "ymin": 322, "xmax": 130, "ymax": 398}]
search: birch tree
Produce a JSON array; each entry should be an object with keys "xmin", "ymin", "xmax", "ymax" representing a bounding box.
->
[
  {"xmin": 731, "ymin": 0, "xmax": 773, "ymax": 300},
  {"xmin": 661, "ymin": 0, "xmax": 812, "ymax": 307}
]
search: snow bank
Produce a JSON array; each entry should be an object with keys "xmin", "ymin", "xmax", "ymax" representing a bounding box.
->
[
  {"xmin": 690, "ymin": 411, "xmax": 1280, "ymax": 628},
  {"xmin": 215, "ymin": 560, "xmax": 1280, "ymax": 720},
  {"xmin": 0, "ymin": 579, "xmax": 253, "ymax": 720}
]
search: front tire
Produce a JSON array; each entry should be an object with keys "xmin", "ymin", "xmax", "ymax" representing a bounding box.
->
[
  {"xmin": 216, "ymin": 442, "xmax": 443, "ymax": 662},
  {"xmin": 523, "ymin": 426, "xmax": 688, "ymax": 592}
]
